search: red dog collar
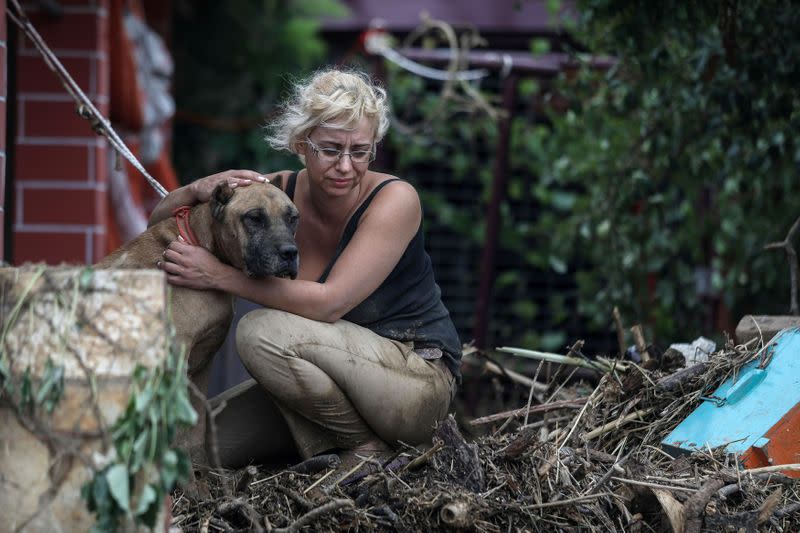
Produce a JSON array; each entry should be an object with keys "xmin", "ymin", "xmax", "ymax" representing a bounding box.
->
[{"xmin": 172, "ymin": 206, "xmax": 200, "ymax": 246}]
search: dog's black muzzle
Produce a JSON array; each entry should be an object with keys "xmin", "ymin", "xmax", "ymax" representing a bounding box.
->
[
  {"xmin": 244, "ymin": 238, "xmax": 299, "ymax": 279},
  {"xmin": 275, "ymin": 243, "xmax": 299, "ymax": 279}
]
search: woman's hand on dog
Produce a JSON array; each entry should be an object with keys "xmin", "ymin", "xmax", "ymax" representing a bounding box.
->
[
  {"xmin": 158, "ymin": 237, "xmax": 230, "ymax": 290},
  {"xmin": 190, "ymin": 169, "xmax": 268, "ymax": 203},
  {"xmin": 149, "ymin": 169, "xmax": 267, "ymax": 227}
]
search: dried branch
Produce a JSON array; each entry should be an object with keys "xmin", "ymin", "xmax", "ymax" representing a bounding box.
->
[
  {"xmin": 271, "ymin": 499, "xmax": 353, "ymax": 533},
  {"xmin": 764, "ymin": 214, "xmax": 800, "ymax": 315}
]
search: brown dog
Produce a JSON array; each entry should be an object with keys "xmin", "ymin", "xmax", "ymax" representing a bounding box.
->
[{"xmin": 98, "ymin": 181, "xmax": 299, "ymax": 465}]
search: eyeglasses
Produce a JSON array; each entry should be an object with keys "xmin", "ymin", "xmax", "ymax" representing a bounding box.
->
[{"xmin": 304, "ymin": 137, "xmax": 376, "ymax": 164}]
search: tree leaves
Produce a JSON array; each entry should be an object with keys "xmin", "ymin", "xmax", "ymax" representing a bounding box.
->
[
  {"xmin": 105, "ymin": 465, "xmax": 130, "ymax": 513},
  {"xmin": 524, "ymin": 0, "xmax": 800, "ymax": 339},
  {"xmin": 81, "ymin": 344, "xmax": 197, "ymax": 531},
  {"xmin": 385, "ymin": 1, "xmax": 800, "ymax": 347}
]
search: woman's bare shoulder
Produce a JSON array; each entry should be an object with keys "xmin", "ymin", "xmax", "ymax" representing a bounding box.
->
[
  {"xmin": 368, "ymin": 171, "xmax": 416, "ymax": 193},
  {"xmin": 363, "ymin": 171, "xmax": 421, "ymax": 221}
]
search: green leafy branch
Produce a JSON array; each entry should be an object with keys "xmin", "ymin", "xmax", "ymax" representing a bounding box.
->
[{"xmin": 81, "ymin": 340, "xmax": 197, "ymax": 532}]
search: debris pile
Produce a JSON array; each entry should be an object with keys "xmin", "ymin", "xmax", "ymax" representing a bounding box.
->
[{"xmin": 171, "ymin": 341, "xmax": 800, "ymax": 532}]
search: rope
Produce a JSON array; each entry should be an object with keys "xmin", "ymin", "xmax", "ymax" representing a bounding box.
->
[
  {"xmin": 8, "ymin": 0, "xmax": 169, "ymax": 198},
  {"xmin": 363, "ymin": 30, "xmax": 488, "ymax": 82}
]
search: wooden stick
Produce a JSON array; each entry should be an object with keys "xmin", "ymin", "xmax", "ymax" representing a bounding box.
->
[
  {"xmin": 656, "ymin": 362, "xmax": 709, "ymax": 392},
  {"xmin": 610, "ymin": 476, "xmax": 698, "ymax": 493},
  {"xmin": 274, "ymin": 485, "xmax": 313, "ymax": 511},
  {"xmin": 272, "ymin": 499, "xmax": 354, "ymax": 533},
  {"xmin": 290, "ymin": 454, "xmax": 340, "ymax": 475},
  {"xmin": 776, "ymin": 502, "xmax": 800, "ymax": 518},
  {"xmin": 401, "ymin": 441, "xmax": 444, "ymax": 472},
  {"xmin": 469, "ymin": 398, "xmax": 587, "ymax": 426},
  {"xmin": 302, "ymin": 468, "xmax": 336, "ymax": 495},
  {"xmin": 630, "ymin": 325, "xmax": 652, "ymax": 364},
  {"xmin": 763, "ymin": 214, "xmax": 800, "ymax": 315},
  {"xmin": 524, "ymin": 361, "xmax": 545, "ymax": 426},
  {"xmin": 498, "ymin": 346, "xmax": 610, "ymax": 372},
  {"xmin": 742, "ymin": 463, "xmax": 800, "ymax": 475},
  {"xmin": 586, "ymin": 452, "xmax": 632, "ymax": 495},
  {"xmin": 483, "ymin": 359, "xmax": 549, "ymax": 392},
  {"xmin": 520, "ymin": 492, "xmax": 614, "ymax": 510},
  {"xmin": 684, "ymin": 478, "xmax": 726, "ymax": 533},
  {"xmin": 557, "ymin": 378, "xmax": 604, "ymax": 450},
  {"xmin": 582, "ymin": 408, "xmax": 652, "ymax": 441},
  {"xmin": 216, "ymin": 498, "xmax": 265, "ymax": 533}
]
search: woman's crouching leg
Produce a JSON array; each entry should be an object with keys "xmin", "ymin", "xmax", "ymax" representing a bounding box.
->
[
  {"xmin": 236, "ymin": 309, "xmax": 383, "ymax": 458},
  {"xmin": 235, "ymin": 309, "xmax": 452, "ymax": 457}
]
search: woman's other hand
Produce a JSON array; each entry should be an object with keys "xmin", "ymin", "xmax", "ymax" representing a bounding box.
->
[{"xmin": 158, "ymin": 237, "xmax": 230, "ymax": 290}]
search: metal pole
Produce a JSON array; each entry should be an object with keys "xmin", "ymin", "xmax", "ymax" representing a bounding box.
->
[{"xmin": 472, "ymin": 74, "xmax": 518, "ymax": 348}]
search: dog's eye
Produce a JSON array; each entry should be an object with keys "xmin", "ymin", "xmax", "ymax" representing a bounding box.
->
[
  {"xmin": 287, "ymin": 213, "xmax": 299, "ymax": 225},
  {"xmin": 242, "ymin": 210, "xmax": 266, "ymax": 225}
]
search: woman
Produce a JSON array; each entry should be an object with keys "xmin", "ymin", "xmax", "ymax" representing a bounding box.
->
[{"xmin": 152, "ymin": 69, "xmax": 462, "ymax": 470}]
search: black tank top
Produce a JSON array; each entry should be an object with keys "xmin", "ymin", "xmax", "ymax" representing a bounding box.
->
[{"xmin": 286, "ymin": 172, "xmax": 462, "ymax": 380}]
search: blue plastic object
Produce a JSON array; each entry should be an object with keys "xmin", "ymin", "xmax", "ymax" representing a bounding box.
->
[{"xmin": 662, "ymin": 328, "xmax": 800, "ymax": 457}]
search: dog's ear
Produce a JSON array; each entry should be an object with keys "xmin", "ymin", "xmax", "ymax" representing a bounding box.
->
[
  {"xmin": 270, "ymin": 173, "xmax": 284, "ymax": 190},
  {"xmin": 210, "ymin": 183, "xmax": 235, "ymax": 222}
]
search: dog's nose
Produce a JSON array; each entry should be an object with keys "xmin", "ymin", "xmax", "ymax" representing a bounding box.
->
[{"xmin": 279, "ymin": 244, "xmax": 298, "ymax": 261}]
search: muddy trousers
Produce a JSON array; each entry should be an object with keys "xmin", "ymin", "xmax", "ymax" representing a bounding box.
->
[{"xmin": 209, "ymin": 309, "xmax": 455, "ymax": 469}]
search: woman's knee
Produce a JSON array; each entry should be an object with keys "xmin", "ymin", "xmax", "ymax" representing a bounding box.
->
[{"xmin": 236, "ymin": 308, "xmax": 300, "ymax": 362}]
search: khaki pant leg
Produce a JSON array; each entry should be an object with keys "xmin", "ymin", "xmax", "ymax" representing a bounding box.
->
[{"xmin": 235, "ymin": 309, "xmax": 452, "ymax": 458}]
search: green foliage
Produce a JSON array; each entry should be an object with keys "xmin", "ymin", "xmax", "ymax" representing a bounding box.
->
[
  {"xmin": 527, "ymin": 0, "xmax": 800, "ymax": 341},
  {"xmin": 0, "ymin": 358, "xmax": 65, "ymax": 416},
  {"xmin": 388, "ymin": 1, "xmax": 800, "ymax": 348},
  {"xmin": 172, "ymin": 0, "xmax": 347, "ymax": 182},
  {"xmin": 0, "ymin": 267, "xmax": 65, "ymax": 413},
  {"xmin": 81, "ymin": 343, "xmax": 196, "ymax": 532}
]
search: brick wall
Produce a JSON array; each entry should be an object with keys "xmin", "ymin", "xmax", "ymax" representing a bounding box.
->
[
  {"xmin": 13, "ymin": 0, "xmax": 109, "ymax": 264},
  {"xmin": 0, "ymin": 1, "xmax": 6, "ymax": 262}
]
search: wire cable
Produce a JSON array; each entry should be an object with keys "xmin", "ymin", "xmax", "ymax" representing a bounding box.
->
[{"xmin": 8, "ymin": 0, "xmax": 168, "ymax": 198}]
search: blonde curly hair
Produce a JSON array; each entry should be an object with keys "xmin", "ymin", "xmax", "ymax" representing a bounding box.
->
[{"xmin": 265, "ymin": 68, "xmax": 391, "ymax": 162}]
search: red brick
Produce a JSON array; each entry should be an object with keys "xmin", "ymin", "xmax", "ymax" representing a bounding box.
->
[
  {"xmin": 0, "ymin": 46, "xmax": 6, "ymax": 98},
  {"xmin": 92, "ymin": 227, "xmax": 107, "ymax": 261},
  {"xmin": 21, "ymin": 99, "xmax": 98, "ymax": 139},
  {"xmin": 22, "ymin": 13, "xmax": 102, "ymax": 52},
  {"xmin": 0, "ymin": 155, "xmax": 5, "ymax": 204},
  {"xmin": 15, "ymin": 144, "xmax": 90, "ymax": 181},
  {"xmin": 18, "ymin": 54, "xmax": 93, "ymax": 95},
  {"xmin": 0, "ymin": 2, "xmax": 6, "ymax": 43},
  {"xmin": 94, "ymin": 187, "xmax": 107, "ymax": 228},
  {"xmin": 0, "ymin": 102, "xmax": 5, "ymax": 150},
  {"xmin": 94, "ymin": 144, "xmax": 108, "ymax": 184},
  {"xmin": 13, "ymin": 231, "xmax": 87, "ymax": 265},
  {"xmin": 22, "ymin": 188, "xmax": 105, "ymax": 225},
  {"xmin": 97, "ymin": 3, "xmax": 109, "ymax": 51},
  {"xmin": 96, "ymin": 55, "xmax": 109, "ymax": 98}
]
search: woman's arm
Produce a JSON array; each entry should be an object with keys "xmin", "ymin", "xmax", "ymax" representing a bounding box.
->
[
  {"xmin": 160, "ymin": 180, "xmax": 421, "ymax": 322},
  {"xmin": 148, "ymin": 169, "xmax": 267, "ymax": 227}
]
